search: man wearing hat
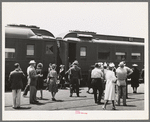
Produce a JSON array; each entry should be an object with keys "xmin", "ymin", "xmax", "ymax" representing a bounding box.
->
[
  {"xmin": 23, "ymin": 60, "xmax": 36, "ymax": 97},
  {"xmin": 91, "ymin": 63, "xmax": 104, "ymax": 104},
  {"xmin": 28, "ymin": 60, "xmax": 42, "ymax": 104},
  {"xmin": 116, "ymin": 61, "xmax": 128, "ymax": 106},
  {"xmin": 68, "ymin": 61, "xmax": 82, "ymax": 97},
  {"xmin": 9, "ymin": 63, "xmax": 25, "ymax": 109}
]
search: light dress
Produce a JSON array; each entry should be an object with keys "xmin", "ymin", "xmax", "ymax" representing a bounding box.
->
[
  {"xmin": 104, "ymin": 70, "xmax": 117, "ymax": 100},
  {"xmin": 48, "ymin": 69, "xmax": 58, "ymax": 93}
]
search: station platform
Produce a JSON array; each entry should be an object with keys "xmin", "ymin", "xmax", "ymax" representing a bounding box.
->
[{"xmin": 4, "ymin": 84, "xmax": 144, "ymax": 111}]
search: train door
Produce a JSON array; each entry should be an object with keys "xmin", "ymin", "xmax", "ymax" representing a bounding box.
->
[{"xmin": 68, "ymin": 42, "xmax": 76, "ymax": 64}]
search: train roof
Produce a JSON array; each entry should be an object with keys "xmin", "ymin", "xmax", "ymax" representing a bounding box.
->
[
  {"xmin": 61, "ymin": 37, "xmax": 144, "ymax": 46},
  {"xmin": 57, "ymin": 30, "xmax": 144, "ymax": 43},
  {"xmin": 5, "ymin": 25, "xmax": 55, "ymax": 40}
]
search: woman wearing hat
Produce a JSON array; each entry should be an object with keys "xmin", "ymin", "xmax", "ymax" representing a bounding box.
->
[
  {"xmin": 47, "ymin": 64, "xmax": 58, "ymax": 101},
  {"xmin": 128, "ymin": 64, "xmax": 140, "ymax": 93},
  {"xmin": 36, "ymin": 63, "xmax": 44, "ymax": 99},
  {"xmin": 102, "ymin": 63, "xmax": 117, "ymax": 110}
]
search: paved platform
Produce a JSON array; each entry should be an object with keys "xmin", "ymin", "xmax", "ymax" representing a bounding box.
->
[{"xmin": 4, "ymin": 84, "xmax": 144, "ymax": 111}]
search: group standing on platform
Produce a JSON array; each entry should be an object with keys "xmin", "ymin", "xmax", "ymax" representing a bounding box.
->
[{"xmin": 8, "ymin": 59, "xmax": 144, "ymax": 110}]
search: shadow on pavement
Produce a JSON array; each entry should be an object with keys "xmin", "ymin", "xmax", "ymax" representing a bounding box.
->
[
  {"xmin": 128, "ymin": 98, "xmax": 144, "ymax": 103},
  {"xmin": 35, "ymin": 102, "xmax": 46, "ymax": 105},
  {"xmin": 56, "ymin": 100, "xmax": 64, "ymax": 102},
  {"xmin": 128, "ymin": 92, "xmax": 144, "ymax": 96},
  {"xmin": 14, "ymin": 107, "xmax": 31, "ymax": 110},
  {"xmin": 49, "ymin": 104, "xmax": 99, "ymax": 110},
  {"xmin": 38, "ymin": 98, "xmax": 49, "ymax": 100}
]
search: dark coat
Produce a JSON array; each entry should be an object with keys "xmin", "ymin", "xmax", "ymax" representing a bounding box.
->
[
  {"xmin": 129, "ymin": 68, "xmax": 140, "ymax": 87},
  {"xmin": 9, "ymin": 69, "xmax": 25, "ymax": 89}
]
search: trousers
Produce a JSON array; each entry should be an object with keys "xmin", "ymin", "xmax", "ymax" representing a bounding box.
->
[
  {"xmin": 92, "ymin": 78, "xmax": 103, "ymax": 103},
  {"xmin": 30, "ymin": 86, "xmax": 37, "ymax": 103},
  {"xmin": 70, "ymin": 78, "xmax": 79, "ymax": 96},
  {"xmin": 12, "ymin": 89, "xmax": 21, "ymax": 108},
  {"xmin": 117, "ymin": 85, "xmax": 126, "ymax": 105}
]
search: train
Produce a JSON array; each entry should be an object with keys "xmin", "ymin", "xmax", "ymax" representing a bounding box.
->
[
  {"xmin": 5, "ymin": 24, "xmax": 144, "ymax": 90},
  {"xmin": 5, "ymin": 24, "xmax": 61, "ymax": 91}
]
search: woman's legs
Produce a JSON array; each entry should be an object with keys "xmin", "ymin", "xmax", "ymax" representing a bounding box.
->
[
  {"xmin": 40, "ymin": 89, "xmax": 43, "ymax": 98},
  {"xmin": 103, "ymin": 100, "xmax": 108, "ymax": 109},
  {"xmin": 51, "ymin": 92, "xmax": 56, "ymax": 101},
  {"xmin": 112, "ymin": 100, "xmax": 116, "ymax": 109}
]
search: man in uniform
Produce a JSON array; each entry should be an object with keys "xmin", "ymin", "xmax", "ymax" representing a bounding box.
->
[{"xmin": 69, "ymin": 61, "xmax": 82, "ymax": 97}]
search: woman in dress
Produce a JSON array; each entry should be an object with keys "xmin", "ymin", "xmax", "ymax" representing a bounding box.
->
[
  {"xmin": 102, "ymin": 63, "xmax": 117, "ymax": 110},
  {"xmin": 129, "ymin": 64, "xmax": 140, "ymax": 93},
  {"xmin": 36, "ymin": 63, "xmax": 44, "ymax": 99},
  {"xmin": 47, "ymin": 64, "xmax": 58, "ymax": 101}
]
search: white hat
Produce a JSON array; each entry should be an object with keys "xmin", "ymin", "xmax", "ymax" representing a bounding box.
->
[
  {"xmin": 60, "ymin": 65, "xmax": 65, "ymax": 67},
  {"xmin": 103, "ymin": 62, "xmax": 107, "ymax": 67},
  {"xmin": 29, "ymin": 60, "xmax": 36, "ymax": 64},
  {"xmin": 72, "ymin": 60, "xmax": 79, "ymax": 65},
  {"xmin": 118, "ymin": 61, "xmax": 125, "ymax": 67},
  {"xmin": 132, "ymin": 64, "xmax": 138, "ymax": 67},
  {"xmin": 109, "ymin": 63, "xmax": 115, "ymax": 67}
]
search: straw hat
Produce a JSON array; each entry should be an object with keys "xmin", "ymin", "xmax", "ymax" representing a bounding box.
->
[
  {"xmin": 132, "ymin": 64, "xmax": 138, "ymax": 67},
  {"xmin": 29, "ymin": 60, "xmax": 36, "ymax": 64},
  {"xmin": 118, "ymin": 61, "xmax": 125, "ymax": 67}
]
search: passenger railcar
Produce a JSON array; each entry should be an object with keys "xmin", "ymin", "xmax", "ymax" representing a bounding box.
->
[
  {"xmin": 57, "ymin": 31, "xmax": 144, "ymax": 86},
  {"xmin": 5, "ymin": 24, "xmax": 59, "ymax": 90}
]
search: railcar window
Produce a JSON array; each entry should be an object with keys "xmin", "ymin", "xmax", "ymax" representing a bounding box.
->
[
  {"xmin": 131, "ymin": 53, "xmax": 141, "ymax": 60},
  {"xmin": 80, "ymin": 47, "xmax": 86, "ymax": 57},
  {"xmin": 98, "ymin": 52, "xmax": 110, "ymax": 60},
  {"xmin": 115, "ymin": 52, "xmax": 126, "ymax": 60},
  {"xmin": 27, "ymin": 45, "xmax": 34, "ymax": 55},
  {"xmin": 5, "ymin": 48, "xmax": 15, "ymax": 58}
]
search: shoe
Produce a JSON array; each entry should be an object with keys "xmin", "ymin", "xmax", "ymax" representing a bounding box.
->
[
  {"xmin": 52, "ymin": 98, "xmax": 56, "ymax": 101},
  {"xmin": 97, "ymin": 102, "xmax": 102, "ymax": 105},
  {"xmin": 102, "ymin": 106, "xmax": 106, "ymax": 110},
  {"xmin": 77, "ymin": 95, "xmax": 80, "ymax": 97},
  {"xmin": 12, "ymin": 107, "xmax": 17, "ymax": 109},
  {"xmin": 16, "ymin": 106, "xmax": 21, "ymax": 109},
  {"xmin": 123, "ymin": 104, "xmax": 127, "ymax": 106},
  {"xmin": 70, "ymin": 94, "xmax": 72, "ymax": 97},
  {"xmin": 34, "ymin": 100, "xmax": 39, "ymax": 103},
  {"xmin": 112, "ymin": 107, "xmax": 116, "ymax": 110}
]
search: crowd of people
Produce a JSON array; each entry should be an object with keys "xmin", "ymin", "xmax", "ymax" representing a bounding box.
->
[{"xmin": 8, "ymin": 59, "xmax": 144, "ymax": 110}]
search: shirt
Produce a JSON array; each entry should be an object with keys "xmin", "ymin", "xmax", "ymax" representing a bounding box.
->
[
  {"xmin": 116, "ymin": 67, "xmax": 127, "ymax": 86},
  {"xmin": 91, "ymin": 68, "xmax": 103, "ymax": 79}
]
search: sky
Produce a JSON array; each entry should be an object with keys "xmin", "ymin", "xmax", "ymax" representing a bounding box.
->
[{"xmin": 2, "ymin": 2, "xmax": 148, "ymax": 39}]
